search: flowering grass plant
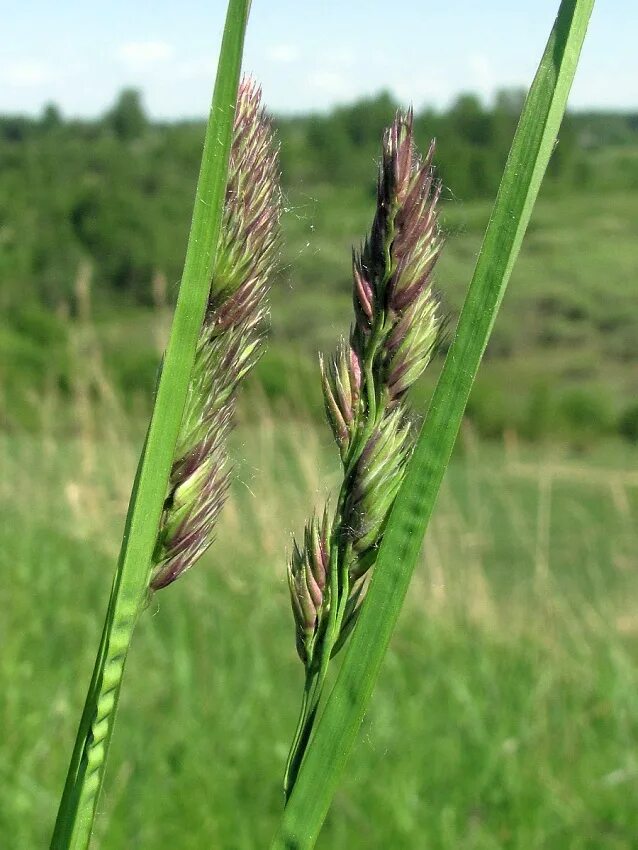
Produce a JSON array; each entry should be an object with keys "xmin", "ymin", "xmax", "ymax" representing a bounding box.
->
[{"xmin": 50, "ymin": 0, "xmax": 594, "ymax": 847}]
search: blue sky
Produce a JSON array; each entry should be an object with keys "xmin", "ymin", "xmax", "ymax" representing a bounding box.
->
[{"xmin": 1, "ymin": 1, "xmax": 635, "ymax": 118}]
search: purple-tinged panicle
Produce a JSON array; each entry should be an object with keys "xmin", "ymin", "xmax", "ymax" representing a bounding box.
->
[
  {"xmin": 337, "ymin": 112, "xmax": 441, "ymax": 590},
  {"xmin": 151, "ymin": 77, "xmax": 280, "ymax": 591},
  {"xmin": 290, "ymin": 110, "xmax": 444, "ymax": 668},
  {"xmin": 288, "ymin": 508, "xmax": 332, "ymax": 663},
  {"xmin": 284, "ymin": 109, "xmax": 447, "ymax": 819}
]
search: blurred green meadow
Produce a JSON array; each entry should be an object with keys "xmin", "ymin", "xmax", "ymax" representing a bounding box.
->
[
  {"xmin": 3, "ymin": 397, "xmax": 638, "ymax": 848},
  {"xmin": 1, "ymin": 92, "xmax": 638, "ymax": 847}
]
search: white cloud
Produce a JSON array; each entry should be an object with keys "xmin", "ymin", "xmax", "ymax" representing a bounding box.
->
[
  {"xmin": 467, "ymin": 53, "xmax": 496, "ymax": 98},
  {"xmin": 174, "ymin": 57, "xmax": 216, "ymax": 81},
  {"xmin": 116, "ymin": 40, "xmax": 175, "ymax": 71},
  {"xmin": 306, "ymin": 70, "xmax": 348, "ymax": 96},
  {"xmin": 1, "ymin": 61, "xmax": 52, "ymax": 87},
  {"xmin": 320, "ymin": 46, "xmax": 355, "ymax": 69},
  {"xmin": 265, "ymin": 44, "xmax": 299, "ymax": 64},
  {"xmin": 391, "ymin": 72, "xmax": 449, "ymax": 107}
]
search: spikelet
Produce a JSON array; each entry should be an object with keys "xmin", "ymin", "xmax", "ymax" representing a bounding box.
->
[
  {"xmin": 320, "ymin": 343, "xmax": 362, "ymax": 459},
  {"xmin": 287, "ymin": 509, "xmax": 331, "ymax": 664}
]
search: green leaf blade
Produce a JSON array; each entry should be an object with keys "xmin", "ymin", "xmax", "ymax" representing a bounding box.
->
[
  {"xmin": 272, "ymin": 1, "xmax": 594, "ymax": 847},
  {"xmin": 50, "ymin": 2, "xmax": 251, "ymax": 848}
]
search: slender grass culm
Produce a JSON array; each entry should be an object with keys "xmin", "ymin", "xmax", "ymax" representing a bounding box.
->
[
  {"xmin": 273, "ymin": 0, "xmax": 594, "ymax": 847},
  {"xmin": 49, "ymin": 2, "xmax": 281, "ymax": 845},
  {"xmin": 285, "ymin": 112, "xmax": 443, "ymax": 798}
]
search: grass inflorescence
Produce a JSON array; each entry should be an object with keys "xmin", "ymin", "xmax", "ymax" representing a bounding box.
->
[
  {"xmin": 151, "ymin": 78, "xmax": 280, "ymax": 590},
  {"xmin": 285, "ymin": 112, "xmax": 443, "ymax": 797}
]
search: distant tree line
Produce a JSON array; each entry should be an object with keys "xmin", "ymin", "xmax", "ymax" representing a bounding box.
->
[
  {"xmin": 277, "ymin": 89, "xmax": 638, "ymax": 198},
  {"xmin": 0, "ymin": 88, "xmax": 636, "ymax": 308}
]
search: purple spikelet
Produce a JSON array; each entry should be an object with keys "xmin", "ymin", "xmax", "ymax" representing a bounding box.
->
[
  {"xmin": 151, "ymin": 78, "xmax": 280, "ymax": 591},
  {"xmin": 287, "ymin": 509, "xmax": 332, "ymax": 663}
]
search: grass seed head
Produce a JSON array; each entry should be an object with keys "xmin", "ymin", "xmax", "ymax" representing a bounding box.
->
[
  {"xmin": 289, "ymin": 110, "xmax": 443, "ymax": 665},
  {"xmin": 151, "ymin": 77, "xmax": 280, "ymax": 590},
  {"xmin": 284, "ymin": 110, "xmax": 447, "ymax": 813}
]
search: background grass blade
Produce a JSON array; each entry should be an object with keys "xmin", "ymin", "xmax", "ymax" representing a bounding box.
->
[
  {"xmin": 271, "ymin": 1, "xmax": 595, "ymax": 847},
  {"xmin": 49, "ymin": 2, "xmax": 251, "ymax": 848}
]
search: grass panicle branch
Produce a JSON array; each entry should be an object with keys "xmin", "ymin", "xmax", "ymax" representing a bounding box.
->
[
  {"xmin": 152, "ymin": 78, "xmax": 280, "ymax": 590},
  {"xmin": 285, "ymin": 111, "xmax": 442, "ymax": 797}
]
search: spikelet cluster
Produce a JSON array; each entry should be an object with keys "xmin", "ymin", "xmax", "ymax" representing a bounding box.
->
[
  {"xmin": 289, "ymin": 111, "xmax": 442, "ymax": 664},
  {"xmin": 151, "ymin": 78, "xmax": 280, "ymax": 590},
  {"xmin": 286, "ymin": 509, "xmax": 331, "ymax": 664}
]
